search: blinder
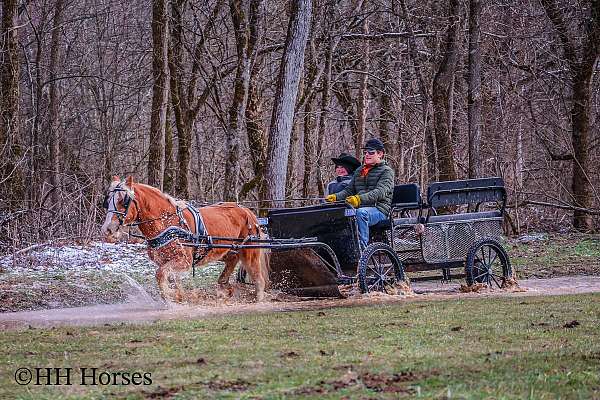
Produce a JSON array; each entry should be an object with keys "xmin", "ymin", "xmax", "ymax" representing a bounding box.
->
[{"xmin": 103, "ymin": 185, "xmax": 135, "ymax": 225}]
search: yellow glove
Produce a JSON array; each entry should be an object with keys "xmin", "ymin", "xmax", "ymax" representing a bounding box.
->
[
  {"xmin": 325, "ymin": 194, "xmax": 337, "ymax": 203},
  {"xmin": 346, "ymin": 195, "xmax": 361, "ymax": 208}
]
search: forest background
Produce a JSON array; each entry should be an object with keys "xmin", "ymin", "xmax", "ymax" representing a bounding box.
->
[{"xmin": 0, "ymin": 0, "xmax": 598, "ymax": 253}]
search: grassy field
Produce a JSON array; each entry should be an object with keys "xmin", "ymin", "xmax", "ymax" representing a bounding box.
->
[
  {"xmin": 1, "ymin": 293, "xmax": 599, "ymax": 399},
  {"xmin": 510, "ymin": 234, "xmax": 600, "ymax": 279}
]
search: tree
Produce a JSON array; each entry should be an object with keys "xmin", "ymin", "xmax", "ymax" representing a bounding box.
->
[
  {"xmin": 148, "ymin": 0, "xmax": 170, "ymax": 189},
  {"xmin": 45, "ymin": 0, "xmax": 65, "ymax": 205},
  {"xmin": 168, "ymin": 0, "xmax": 224, "ymax": 198},
  {"xmin": 223, "ymin": 0, "xmax": 256, "ymax": 201},
  {"xmin": 541, "ymin": 0, "xmax": 599, "ymax": 231},
  {"xmin": 467, "ymin": 0, "xmax": 482, "ymax": 179},
  {"xmin": 263, "ymin": 0, "xmax": 312, "ymax": 206},
  {"xmin": 0, "ymin": 0, "xmax": 23, "ymax": 207},
  {"xmin": 432, "ymin": 0, "xmax": 460, "ymax": 182}
]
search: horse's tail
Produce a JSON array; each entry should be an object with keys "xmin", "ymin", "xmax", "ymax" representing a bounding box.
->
[{"xmin": 241, "ymin": 206, "xmax": 270, "ymax": 287}]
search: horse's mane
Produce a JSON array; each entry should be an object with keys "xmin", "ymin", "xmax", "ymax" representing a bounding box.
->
[{"xmin": 130, "ymin": 182, "xmax": 187, "ymax": 209}]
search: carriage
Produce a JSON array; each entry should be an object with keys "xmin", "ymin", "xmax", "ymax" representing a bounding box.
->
[
  {"xmin": 239, "ymin": 177, "xmax": 513, "ymax": 297},
  {"xmin": 103, "ymin": 175, "xmax": 513, "ymax": 301}
]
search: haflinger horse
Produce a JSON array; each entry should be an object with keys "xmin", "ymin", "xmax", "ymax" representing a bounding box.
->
[{"xmin": 101, "ymin": 176, "xmax": 269, "ymax": 303}]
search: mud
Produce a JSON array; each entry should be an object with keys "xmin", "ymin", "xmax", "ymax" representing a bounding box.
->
[{"xmin": 1, "ymin": 275, "xmax": 600, "ymax": 330}]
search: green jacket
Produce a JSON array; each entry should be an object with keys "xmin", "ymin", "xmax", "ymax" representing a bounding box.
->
[{"xmin": 334, "ymin": 161, "xmax": 395, "ymax": 215}]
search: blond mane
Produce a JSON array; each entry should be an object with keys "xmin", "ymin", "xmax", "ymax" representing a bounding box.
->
[{"xmin": 134, "ymin": 182, "xmax": 187, "ymax": 209}]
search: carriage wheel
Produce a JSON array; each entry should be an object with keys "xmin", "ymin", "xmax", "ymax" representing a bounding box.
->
[
  {"xmin": 465, "ymin": 239, "xmax": 512, "ymax": 288},
  {"xmin": 358, "ymin": 242, "xmax": 406, "ymax": 294}
]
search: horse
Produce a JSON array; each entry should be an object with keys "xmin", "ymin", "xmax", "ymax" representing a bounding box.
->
[{"xmin": 100, "ymin": 175, "xmax": 269, "ymax": 303}]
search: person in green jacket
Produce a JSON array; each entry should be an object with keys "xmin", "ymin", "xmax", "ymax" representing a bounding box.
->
[{"xmin": 325, "ymin": 138, "xmax": 395, "ymax": 249}]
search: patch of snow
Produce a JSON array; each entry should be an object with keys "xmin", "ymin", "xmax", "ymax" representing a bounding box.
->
[{"xmin": 0, "ymin": 241, "xmax": 222, "ymax": 279}]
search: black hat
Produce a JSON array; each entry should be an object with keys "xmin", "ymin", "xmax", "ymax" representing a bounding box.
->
[
  {"xmin": 331, "ymin": 152, "xmax": 361, "ymax": 173},
  {"xmin": 362, "ymin": 138, "xmax": 385, "ymax": 152}
]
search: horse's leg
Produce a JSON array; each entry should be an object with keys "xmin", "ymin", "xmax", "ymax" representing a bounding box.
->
[
  {"xmin": 216, "ymin": 253, "xmax": 238, "ymax": 299},
  {"xmin": 172, "ymin": 267, "xmax": 185, "ymax": 303},
  {"xmin": 156, "ymin": 263, "xmax": 176, "ymax": 302},
  {"xmin": 241, "ymin": 249, "xmax": 267, "ymax": 302}
]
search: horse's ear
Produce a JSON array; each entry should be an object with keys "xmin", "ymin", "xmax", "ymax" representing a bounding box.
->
[
  {"xmin": 111, "ymin": 175, "xmax": 120, "ymax": 182},
  {"xmin": 126, "ymin": 175, "xmax": 135, "ymax": 187}
]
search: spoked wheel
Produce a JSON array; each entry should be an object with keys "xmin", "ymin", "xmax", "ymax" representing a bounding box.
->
[
  {"xmin": 358, "ymin": 242, "xmax": 406, "ymax": 294},
  {"xmin": 465, "ymin": 239, "xmax": 512, "ymax": 288}
]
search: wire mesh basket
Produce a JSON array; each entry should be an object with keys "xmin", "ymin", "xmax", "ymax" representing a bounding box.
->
[{"xmin": 421, "ymin": 217, "xmax": 502, "ymax": 263}]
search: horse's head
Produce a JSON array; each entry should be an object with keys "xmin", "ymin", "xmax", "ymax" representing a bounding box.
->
[{"xmin": 101, "ymin": 175, "xmax": 138, "ymax": 240}]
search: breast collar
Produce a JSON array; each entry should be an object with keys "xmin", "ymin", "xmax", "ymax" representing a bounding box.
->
[{"xmin": 146, "ymin": 203, "xmax": 207, "ymax": 249}]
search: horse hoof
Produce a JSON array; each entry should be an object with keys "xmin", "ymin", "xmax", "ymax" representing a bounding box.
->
[
  {"xmin": 217, "ymin": 284, "xmax": 234, "ymax": 299},
  {"xmin": 256, "ymin": 293, "xmax": 267, "ymax": 303}
]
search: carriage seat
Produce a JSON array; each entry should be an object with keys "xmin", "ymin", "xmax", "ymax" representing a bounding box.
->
[
  {"xmin": 426, "ymin": 210, "xmax": 501, "ymax": 223},
  {"xmin": 371, "ymin": 183, "xmax": 421, "ymax": 230}
]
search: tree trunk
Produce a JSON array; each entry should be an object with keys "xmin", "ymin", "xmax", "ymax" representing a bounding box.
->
[
  {"xmin": 302, "ymin": 97, "xmax": 315, "ymax": 197},
  {"xmin": 163, "ymin": 101, "xmax": 175, "ymax": 193},
  {"xmin": 148, "ymin": 0, "xmax": 170, "ymax": 189},
  {"xmin": 286, "ymin": 119, "xmax": 300, "ymax": 198},
  {"xmin": 0, "ymin": 0, "xmax": 23, "ymax": 206},
  {"xmin": 239, "ymin": 0, "xmax": 266, "ymax": 200},
  {"xmin": 241, "ymin": 69, "xmax": 267, "ymax": 199},
  {"xmin": 168, "ymin": 0, "xmax": 223, "ymax": 198},
  {"xmin": 378, "ymin": 74, "xmax": 392, "ymax": 163},
  {"xmin": 570, "ymin": 61, "xmax": 595, "ymax": 231},
  {"xmin": 47, "ymin": 0, "xmax": 65, "ymax": 204},
  {"xmin": 355, "ymin": 0, "xmax": 370, "ymax": 158},
  {"xmin": 315, "ymin": 29, "xmax": 337, "ymax": 196},
  {"xmin": 400, "ymin": 0, "xmax": 435, "ymax": 182},
  {"xmin": 224, "ymin": 0, "xmax": 252, "ymax": 201},
  {"xmin": 541, "ymin": 0, "xmax": 599, "ymax": 231},
  {"xmin": 467, "ymin": 0, "xmax": 482, "ymax": 179},
  {"xmin": 263, "ymin": 0, "xmax": 312, "ymax": 207},
  {"xmin": 432, "ymin": 0, "xmax": 460, "ymax": 182}
]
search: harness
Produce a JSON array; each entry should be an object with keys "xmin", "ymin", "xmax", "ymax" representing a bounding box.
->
[
  {"xmin": 146, "ymin": 204, "xmax": 206, "ymax": 248},
  {"xmin": 146, "ymin": 203, "xmax": 211, "ymax": 276}
]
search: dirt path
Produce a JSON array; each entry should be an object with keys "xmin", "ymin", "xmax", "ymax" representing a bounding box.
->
[{"xmin": 1, "ymin": 275, "xmax": 599, "ymax": 330}]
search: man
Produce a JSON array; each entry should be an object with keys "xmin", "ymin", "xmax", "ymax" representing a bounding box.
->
[
  {"xmin": 325, "ymin": 152, "xmax": 361, "ymax": 195},
  {"xmin": 325, "ymin": 138, "xmax": 394, "ymax": 249}
]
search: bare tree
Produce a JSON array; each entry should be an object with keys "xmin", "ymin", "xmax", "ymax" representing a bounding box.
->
[
  {"xmin": 541, "ymin": 0, "xmax": 599, "ymax": 231},
  {"xmin": 467, "ymin": 0, "xmax": 482, "ymax": 179},
  {"xmin": 169, "ymin": 0, "xmax": 224, "ymax": 198},
  {"xmin": 148, "ymin": 0, "xmax": 170, "ymax": 189},
  {"xmin": 239, "ymin": 0, "xmax": 266, "ymax": 200},
  {"xmin": 263, "ymin": 0, "xmax": 312, "ymax": 206},
  {"xmin": 432, "ymin": 0, "xmax": 460, "ymax": 182},
  {"xmin": 0, "ymin": 0, "xmax": 24, "ymax": 206},
  {"xmin": 355, "ymin": 0, "xmax": 370, "ymax": 157},
  {"xmin": 223, "ymin": 0, "xmax": 256, "ymax": 201}
]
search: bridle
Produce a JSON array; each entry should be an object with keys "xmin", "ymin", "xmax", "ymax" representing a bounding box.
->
[
  {"xmin": 102, "ymin": 183, "xmax": 185, "ymax": 230},
  {"xmin": 102, "ymin": 184, "xmax": 138, "ymax": 226}
]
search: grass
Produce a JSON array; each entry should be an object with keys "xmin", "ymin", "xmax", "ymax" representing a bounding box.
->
[
  {"xmin": 509, "ymin": 234, "xmax": 600, "ymax": 279},
  {"xmin": 1, "ymin": 293, "xmax": 600, "ymax": 399}
]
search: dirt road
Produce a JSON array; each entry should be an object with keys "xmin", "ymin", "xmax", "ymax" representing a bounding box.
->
[{"xmin": 1, "ymin": 275, "xmax": 599, "ymax": 330}]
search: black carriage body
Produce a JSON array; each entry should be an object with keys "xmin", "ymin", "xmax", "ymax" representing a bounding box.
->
[{"xmin": 266, "ymin": 203, "xmax": 361, "ymax": 276}]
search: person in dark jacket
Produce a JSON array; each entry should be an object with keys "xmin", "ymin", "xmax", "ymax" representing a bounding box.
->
[
  {"xmin": 325, "ymin": 153, "xmax": 361, "ymax": 196},
  {"xmin": 325, "ymin": 138, "xmax": 394, "ymax": 248}
]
